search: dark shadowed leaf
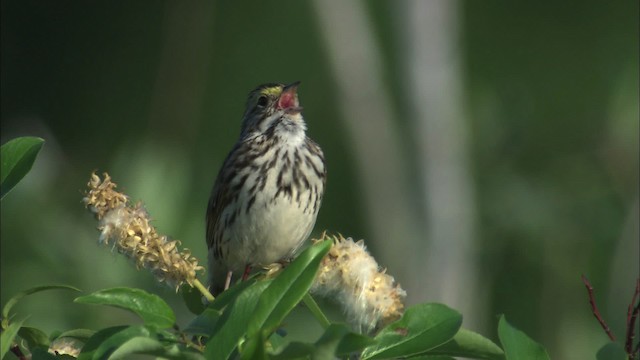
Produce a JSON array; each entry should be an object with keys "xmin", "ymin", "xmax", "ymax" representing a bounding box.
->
[
  {"xmin": 18, "ymin": 326, "xmax": 50, "ymax": 349},
  {"xmin": 77, "ymin": 325, "xmax": 152, "ymax": 360},
  {"xmin": 209, "ymin": 277, "xmax": 258, "ymax": 312},
  {"xmin": 271, "ymin": 342, "xmax": 315, "ymax": 360},
  {"xmin": 183, "ymin": 307, "xmax": 222, "ymax": 336},
  {"xmin": 313, "ymin": 323, "xmax": 376, "ymax": 358},
  {"xmin": 31, "ymin": 347, "xmax": 61, "ymax": 360},
  {"xmin": 596, "ymin": 342, "xmax": 627, "ymax": 360},
  {"xmin": 107, "ymin": 336, "xmax": 205, "ymax": 360},
  {"xmin": 181, "ymin": 284, "xmax": 206, "ymax": 315}
]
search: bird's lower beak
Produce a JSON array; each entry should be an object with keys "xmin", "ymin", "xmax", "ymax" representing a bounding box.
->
[{"xmin": 278, "ymin": 81, "xmax": 303, "ymax": 114}]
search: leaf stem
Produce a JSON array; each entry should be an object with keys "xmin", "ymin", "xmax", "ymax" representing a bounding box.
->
[
  {"xmin": 193, "ymin": 278, "xmax": 215, "ymax": 303},
  {"xmin": 303, "ymin": 293, "xmax": 330, "ymax": 329}
]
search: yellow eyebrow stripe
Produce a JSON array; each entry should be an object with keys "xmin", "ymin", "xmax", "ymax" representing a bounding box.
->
[{"xmin": 259, "ymin": 86, "xmax": 283, "ymax": 97}]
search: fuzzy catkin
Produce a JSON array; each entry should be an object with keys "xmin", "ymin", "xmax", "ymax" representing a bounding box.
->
[
  {"xmin": 83, "ymin": 172, "xmax": 203, "ymax": 290},
  {"xmin": 311, "ymin": 234, "xmax": 406, "ymax": 334}
]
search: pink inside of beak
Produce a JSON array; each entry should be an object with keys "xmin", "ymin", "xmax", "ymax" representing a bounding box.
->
[{"xmin": 278, "ymin": 91, "xmax": 298, "ymax": 110}]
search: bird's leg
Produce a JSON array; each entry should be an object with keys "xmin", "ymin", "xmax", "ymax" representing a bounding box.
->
[
  {"xmin": 224, "ymin": 270, "xmax": 233, "ymax": 291},
  {"xmin": 242, "ymin": 264, "xmax": 252, "ymax": 280}
]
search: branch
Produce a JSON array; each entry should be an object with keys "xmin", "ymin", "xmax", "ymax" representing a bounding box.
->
[
  {"xmin": 626, "ymin": 278, "xmax": 640, "ymax": 359},
  {"xmin": 581, "ymin": 274, "xmax": 616, "ymax": 342}
]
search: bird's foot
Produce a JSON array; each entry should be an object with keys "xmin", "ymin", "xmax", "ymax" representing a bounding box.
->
[{"xmin": 241, "ymin": 264, "xmax": 252, "ymax": 281}]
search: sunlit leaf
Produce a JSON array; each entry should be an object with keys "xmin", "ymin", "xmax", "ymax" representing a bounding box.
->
[
  {"xmin": 109, "ymin": 336, "xmax": 163, "ymax": 357},
  {"xmin": 426, "ymin": 328, "xmax": 504, "ymax": 359},
  {"xmin": 361, "ymin": 303, "xmax": 462, "ymax": 359},
  {"xmin": 498, "ymin": 315, "xmax": 549, "ymax": 360},
  {"xmin": 0, "ymin": 136, "xmax": 44, "ymax": 199},
  {"xmin": 247, "ymin": 239, "xmax": 332, "ymax": 337},
  {"xmin": 204, "ymin": 280, "xmax": 271, "ymax": 360},
  {"xmin": 74, "ymin": 287, "xmax": 175, "ymax": 329},
  {"xmin": 1, "ymin": 318, "xmax": 25, "ymax": 359}
]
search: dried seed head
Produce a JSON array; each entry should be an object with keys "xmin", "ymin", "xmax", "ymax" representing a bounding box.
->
[
  {"xmin": 83, "ymin": 172, "xmax": 203, "ymax": 290},
  {"xmin": 311, "ymin": 234, "xmax": 406, "ymax": 334},
  {"xmin": 48, "ymin": 337, "xmax": 83, "ymax": 358}
]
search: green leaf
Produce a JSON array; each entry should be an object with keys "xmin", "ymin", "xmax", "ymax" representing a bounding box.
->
[
  {"xmin": 240, "ymin": 330, "xmax": 269, "ymax": 360},
  {"xmin": 2, "ymin": 284, "xmax": 80, "ymax": 319},
  {"xmin": 183, "ymin": 307, "xmax": 222, "ymax": 336},
  {"xmin": 78, "ymin": 325, "xmax": 154, "ymax": 360},
  {"xmin": 596, "ymin": 342, "xmax": 627, "ymax": 360},
  {"xmin": 209, "ymin": 277, "xmax": 259, "ymax": 311},
  {"xmin": 498, "ymin": 315, "xmax": 549, "ymax": 360},
  {"xmin": 77, "ymin": 326, "xmax": 128, "ymax": 360},
  {"xmin": 74, "ymin": 287, "xmax": 175, "ymax": 329},
  {"xmin": 107, "ymin": 336, "xmax": 164, "ymax": 359},
  {"xmin": 18, "ymin": 326, "xmax": 50, "ymax": 349},
  {"xmin": 426, "ymin": 328, "xmax": 505, "ymax": 359},
  {"xmin": 267, "ymin": 331, "xmax": 287, "ymax": 354},
  {"xmin": 361, "ymin": 303, "xmax": 462, "ymax": 360},
  {"xmin": 313, "ymin": 323, "xmax": 376, "ymax": 358},
  {"xmin": 271, "ymin": 342, "xmax": 315, "ymax": 360},
  {"xmin": 204, "ymin": 279, "xmax": 271, "ymax": 360},
  {"xmin": 403, "ymin": 356, "xmax": 456, "ymax": 360},
  {"xmin": 0, "ymin": 136, "xmax": 44, "ymax": 199},
  {"xmin": 31, "ymin": 347, "xmax": 62, "ymax": 360},
  {"xmin": 109, "ymin": 338, "xmax": 206, "ymax": 360},
  {"xmin": 1, "ymin": 318, "xmax": 25, "ymax": 359},
  {"xmin": 181, "ymin": 284, "xmax": 206, "ymax": 315},
  {"xmin": 247, "ymin": 239, "xmax": 332, "ymax": 337}
]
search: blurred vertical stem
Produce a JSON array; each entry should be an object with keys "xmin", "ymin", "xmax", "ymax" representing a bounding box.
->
[
  {"xmin": 398, "ymin": 0, "xmax": 482, "ymax": 327},
  {"xmin": 311, "ymin": 0, "xmax": 421, "ymax": 293}
]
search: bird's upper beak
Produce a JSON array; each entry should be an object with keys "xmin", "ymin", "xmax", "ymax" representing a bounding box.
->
[{"xmin": 277, "ymin": 81, "xmax": 303, "ymax": 114}]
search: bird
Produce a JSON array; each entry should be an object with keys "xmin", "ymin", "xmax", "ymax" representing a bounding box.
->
[{"xmin": 206, "ymin": 82, "xmax": 326, "ymax": 295}]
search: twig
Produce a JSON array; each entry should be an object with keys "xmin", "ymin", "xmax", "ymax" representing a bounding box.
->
[
  {"xmin": 627, "ymin": 279, "xmax": 640, "ymax": 359},
  {"xmin": 581, "ymin": 274, "xmax": 616, "ymax": 342},
  {"xmin": 192, "ymin": 278, "xmax": 215, "ymax": 303},
  {"xmin": 302, "ymin": 293, "xmax": 331, "ymax": 329}
]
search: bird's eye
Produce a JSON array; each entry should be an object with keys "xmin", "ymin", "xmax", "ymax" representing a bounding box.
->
[{"xmin": 256, "ymin": 95, "xmax": 268, "ymax": 108}]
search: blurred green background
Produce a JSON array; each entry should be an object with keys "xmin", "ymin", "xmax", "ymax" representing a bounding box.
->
[{"xmin": 1, "ymin": 1, "xmax": 637, "ymax": 358}]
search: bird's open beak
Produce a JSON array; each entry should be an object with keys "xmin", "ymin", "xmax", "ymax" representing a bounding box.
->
[{"xmin": 278, "ymin": 81, "xmax": 303, "ymax": 114}]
